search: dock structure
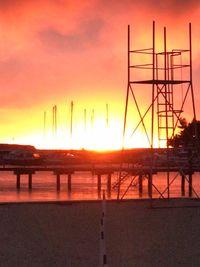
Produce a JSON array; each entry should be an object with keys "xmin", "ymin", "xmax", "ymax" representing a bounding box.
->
[
  {"xmin": 14, "ymin": 170, "xmax": 35, "ymax": 190},
  {"xmin": 2, "ymin": 165, "xmax": 116, "ymax": 195},
  {"xmin": 0, "ymin": 159, "xmax": 198, "ymax": 199},
  {"xmin": 94, "ymin": 170, "xmax": 113, "ymax": 198},
  {"xmin": 53, "ymin": 170, "xmax": 73, "ymax": 192}
]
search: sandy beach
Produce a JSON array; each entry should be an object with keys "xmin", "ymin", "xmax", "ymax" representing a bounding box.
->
[{"xmin": 0, "ymin": 199, "xmax": 200, "ymax": 267}]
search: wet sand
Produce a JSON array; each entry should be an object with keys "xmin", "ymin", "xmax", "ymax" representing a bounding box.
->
[{"xmin": 0, "ymin": 199, "xmax": 200, "ymax": 266}]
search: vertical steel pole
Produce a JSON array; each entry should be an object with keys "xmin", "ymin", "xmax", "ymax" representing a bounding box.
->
[
  {"xmin": 151, "ymin": 21, "xmax": 155, "ymax": 149},
  {"xmin": 164, "ymin": 27, "xmax": 170, "ymax": 199},
  {"xmin": 189, "ymin": 23, "xmax": 197, "ymax": 152},
  {"xmin": 189, "ymin": 23, "xmax": 196, "ymax": 121},
  {"xmin": 170, "ymin": 53, "xmax": 175, "ymax": 137},
  {"xmin": 122, "ymin": 25, "xmax": 131, "ymax": 147},
  {"xmin": 117, "ymin": 25, "xmax": 131, "ymax": 200},
  {"xmin": 164, "ymin": 27, "xmax": 169, "ymax": 144},
  {"xmin": 149, "ymin": 21, "xmax": 155, "ymax": 201}
]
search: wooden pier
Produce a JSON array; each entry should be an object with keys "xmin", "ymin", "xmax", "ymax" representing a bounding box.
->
[{"xmin": 0, "ymin": 162, "xmax": 198, "ymax": 198}]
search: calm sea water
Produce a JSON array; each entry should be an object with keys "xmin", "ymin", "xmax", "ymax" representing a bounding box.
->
[{"xmin": 0, "ymin": 170, "xmax": 200, "ymax": 202}]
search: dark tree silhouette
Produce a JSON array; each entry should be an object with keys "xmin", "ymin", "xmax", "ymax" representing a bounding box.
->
[
  {"xmin": 178, "ymin": 117, "xmax": 188, "ymax": 129},
  {"xmin": 168, "ymin": 120, "xmax": 200, "ymax": 148}
]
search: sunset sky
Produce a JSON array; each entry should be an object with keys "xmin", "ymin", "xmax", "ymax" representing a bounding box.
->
[{"xmin": 0, "ymin": 0, "xmax": 200, "ymax": 150}]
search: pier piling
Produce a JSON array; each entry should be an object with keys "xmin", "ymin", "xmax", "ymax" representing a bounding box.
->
[
  {"xmin": 139, "ymin": 174, "xmax": 143, "ymax": 197},
  {"xmin": 148, "ymin": 173, "xmax": 152, "ymax": 198},
  {"xmin": 16, "ymin": 173, "xmax": 20, "ymax": 190},
  {"xmin": 68, "ymin": 174, "xmax": 72, "ymax": 192},
  {"xmin": 189, "ymin": 173, "xmax": 193, "ymax": 197},
  {"xmin": 97, "ymin": 174, "xmax": 101, "ymax": 195},
  {"xmin": 28, "ymin": 174, "xmax": 32, "ymax": 190},
  {"xmin": 107, "ymin": 173, "xmax": 111, "ymax": 198},
  {"xmin": 181, "ymin": 174, "xmax": 185, "ymax": 196},
  {"xmin": 56, "ymin": 174, "xmax": 60, "ymax": 192}
]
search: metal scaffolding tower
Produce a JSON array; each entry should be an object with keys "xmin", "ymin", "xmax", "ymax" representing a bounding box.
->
[{"xmin": 116, "ymin": 21, "xmax": 198, "ymax": 200}]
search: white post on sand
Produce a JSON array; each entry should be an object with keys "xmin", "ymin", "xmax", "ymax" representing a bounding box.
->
[{"xmin": 99, "ymin": 190, "xmax": 108, "ymax": 267}]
